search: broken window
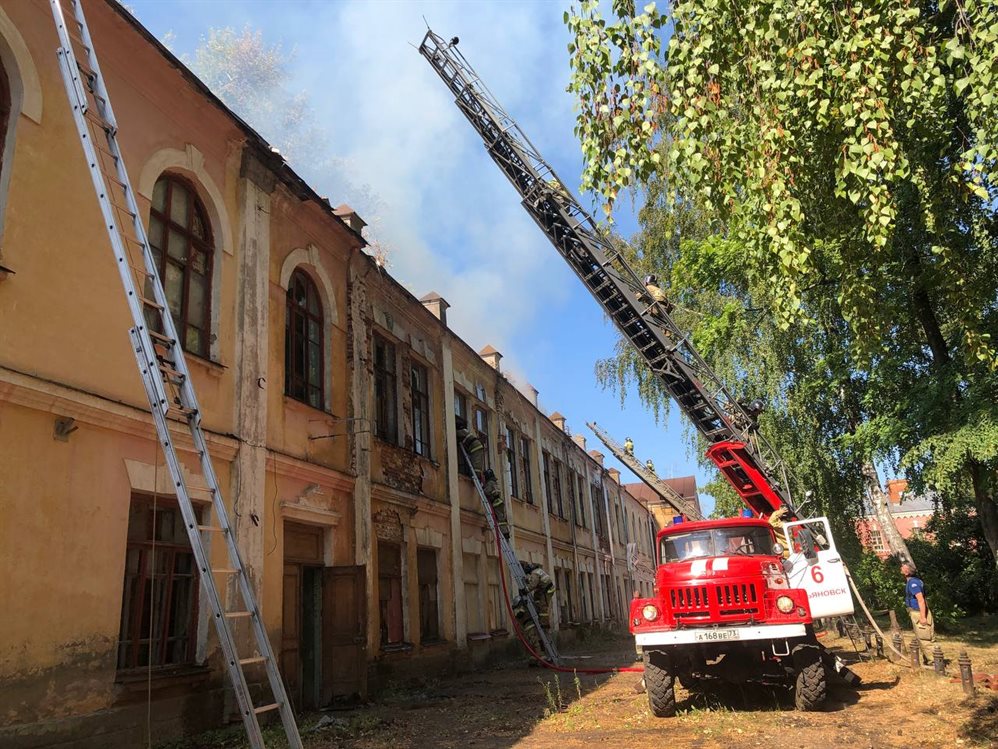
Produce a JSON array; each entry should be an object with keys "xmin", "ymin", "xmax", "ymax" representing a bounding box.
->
[
  {"xmin": 473, "ymin": 405, "xmax": 490, "ymax": 470},
  {"xmin": 576, "ymin": 473, "xmax": 587, "ymax": 528},
  {"xmin": 117, "ymin": 496, "xmax": 200, "ymax": 671},
  {"xmin": 553, "ymin": 459, "xmax": 565, "ymax": 519},
  {"xmin": 504, "ymin": 426, "xmax": 518, "ymax": 499},
  {"xmin": 285, "ymin": 269, "xmax": 324, "ymax": 409},
  {"xmin": 542, "ymin": 451, "xmax": 553, "ymax": 514}
]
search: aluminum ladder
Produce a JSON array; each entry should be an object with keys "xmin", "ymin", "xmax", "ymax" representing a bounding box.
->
[
  {"xmin": 587, "ymin": 421, "xmax": 703, "ymax": 520},
  {"xmin": 459, "ymin": 446, "xmax": 560, "ymax": 664},
  {"xmin": 49, "ymin": 2, "xmax": 302, "ymax": 746}
]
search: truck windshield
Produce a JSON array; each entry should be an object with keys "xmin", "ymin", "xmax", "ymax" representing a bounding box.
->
[{"xmin": 660, "ymin": 526, "xmax": 775, "ymax": 563}]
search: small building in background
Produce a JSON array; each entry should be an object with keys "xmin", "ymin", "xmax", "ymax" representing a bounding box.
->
[{"xmin": 855, "ymin": 479, "xmax": 936, "ymax": 557}]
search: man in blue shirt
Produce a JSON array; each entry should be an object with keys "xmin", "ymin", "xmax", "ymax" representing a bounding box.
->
[{"xmin": 902, "ymin": 562, "xmax": 934, "ymax": 650}]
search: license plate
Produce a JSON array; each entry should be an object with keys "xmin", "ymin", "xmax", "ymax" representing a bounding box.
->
[{"xmin": 693, "ymin": 628, "xmax": 741, "ymax": 642}]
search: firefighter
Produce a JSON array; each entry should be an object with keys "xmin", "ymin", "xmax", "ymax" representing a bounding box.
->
[
  {"xmin": 521, "ymin": 561, "xmax": 556, "ymax": 628},
  {"xmin": 645, "ymin": 458, "xmax": 656, "ymax": 474},
  {"xmin": 643, "ymin": 274, "xmax": 674, "ymax": 314},
  {"xmin": 624, "ymin": 437, "xmax": 634, "ymax": 456},
  {"xmin": 456, "ymin": 416, "xmax": 509, "ymax": 539},
  {"xmin": 768, "ymin": 506, "xmax": 791, "ymax": 558}
]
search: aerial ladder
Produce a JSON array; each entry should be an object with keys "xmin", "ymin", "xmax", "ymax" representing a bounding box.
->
[
  {"xmin": 50, "ymin": 2, "xmax": 301, "ymax": 746},
  {"xmin": 459, "ymin": 446, "xmax": 560, "ymax": 664},
  {"xmin": 586, "ymin": 422, "xmax": 703, "ymax": 521},
  {"xmin": 418, "ymin": 29, "xmax": 797, "ymax": 523}
]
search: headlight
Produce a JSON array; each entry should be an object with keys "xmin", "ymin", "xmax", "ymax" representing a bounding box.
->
[
  {"xmin": 642, "ymin": 604, "xmax": 659, "ymax": 621},
  {"xmin": 776, "ymin": 595, "xmax": 795, "ymax": 614}
]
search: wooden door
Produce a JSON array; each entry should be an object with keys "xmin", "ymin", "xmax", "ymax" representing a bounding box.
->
[
  {"xmin": 322, "ymin": 565, "xmax": 367, "ymax": 703},
  {"xmin": 281, "ymin": 563, "xmax": 302, "ymax": 708}
]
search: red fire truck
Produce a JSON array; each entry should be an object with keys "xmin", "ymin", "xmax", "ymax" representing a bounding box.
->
[{"xmin": 630, "ymin": 507, "xmax": 854, "ymax": 715}]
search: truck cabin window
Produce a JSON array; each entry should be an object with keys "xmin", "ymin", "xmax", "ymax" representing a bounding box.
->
[{"xmin": 660, "ymin": 526, "xmax": 775, "ymax": 563}]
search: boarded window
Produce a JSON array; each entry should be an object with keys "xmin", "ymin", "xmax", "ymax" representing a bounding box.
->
[
  {"xmin": 417, "ymin": 548, "xmax": 439, "ymax": 643},
  {"xmin": 117, "ymin": 496, "xmax": 200, "ymax": 671},
  {"xmin": 487, "ymin": 558, "xmax": 505, "ymax": 632},
  {"xmin": 378, "ymin": 542, "xmax": 404, "ymax": 647},
  {"xmin": 463, "ymin": 552, "xmax": 483, "ymax": 634}
]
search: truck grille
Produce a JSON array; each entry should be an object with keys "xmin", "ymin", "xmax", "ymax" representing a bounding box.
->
[{"xmin": 667, "ymin": 582, "xmax": 762, "ymax": 621}]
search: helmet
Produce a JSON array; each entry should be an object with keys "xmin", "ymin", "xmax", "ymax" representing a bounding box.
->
[{"xmin": 644, "ymin": 274, "xmax": 658, "ymax": 286}]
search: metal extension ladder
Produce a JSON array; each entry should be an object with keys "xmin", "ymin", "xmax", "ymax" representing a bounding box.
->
[
  {"xmin": 49, "ymin": 2, "xmax": 302, "ymax": 746},
  {"xmin": 459, "ymin": 446, "xmax": 560, "ymax": 664},
  {"xmin": 587, "ymin": 422, "xmax": 703, "ymax": 520}
]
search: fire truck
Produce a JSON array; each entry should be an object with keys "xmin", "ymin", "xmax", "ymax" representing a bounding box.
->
[
  {"xmin": 631, "ymin": 508, "xmax": 853, "ymax": 714},
  {"xmin": 418, "ymin": 31, "xmax": 859, "ymax": 715}
]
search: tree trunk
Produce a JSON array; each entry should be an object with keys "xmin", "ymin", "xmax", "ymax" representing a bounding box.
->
[
  {"xmin": 862, "ymin": 461, "xmax": 914, "ymax": 565},
  {"xmin": 969, "ymin": 460, "xmax": 998, "ymax": 568}
]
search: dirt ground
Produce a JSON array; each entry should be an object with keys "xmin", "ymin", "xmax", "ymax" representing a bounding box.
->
[{"xmin": 170, "ymin": 622, "xmax": 998, "ymax": 749}]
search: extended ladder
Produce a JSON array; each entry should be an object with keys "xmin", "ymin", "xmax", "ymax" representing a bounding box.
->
[
  {"xmin": 587, "ymin": 422, "xmax": 703, "ymax": 521},
  {"xmin": 50, "ymin": 2, "xmax": 301, "ymax": 746},
  {"xmin": 459, "ymin": 446, "xmax": 560, "ymax": 664},
  {"xmin": 418, "ymin": 30, "xmax": 797, "ymax": 516}
]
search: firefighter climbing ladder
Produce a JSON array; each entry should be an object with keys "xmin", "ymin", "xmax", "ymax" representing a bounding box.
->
[
  {"xmin": 586, "ymin": 422, "xmax": 703, "ymax": 521},
  {"xmin": 49, "ymin": 2, "xmax": 302, "ymax": 747},
  {"xmin": 459, "ymin": 446, "xmax": 561, "ymax": 664},
  {"xmin": 418, "ymin": 30, "xmax": 797, "ymax": 517}
]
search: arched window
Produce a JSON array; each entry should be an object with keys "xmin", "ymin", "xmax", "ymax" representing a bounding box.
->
[
  {"xmin": 285, "ymin": 269, "xmax": 324, "ymax": 408},
  {"xmin": 148, "ymin": 175, "xmax": 214, "ymax": 357}
]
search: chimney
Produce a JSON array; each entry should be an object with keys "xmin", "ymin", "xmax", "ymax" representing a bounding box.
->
[
  {"xmin": 334, "ymin": 203, "xmax": 368, "ymax": 236},
  {"xmin": 589, "ymin": 450, "xmax": 604, "ymax": 467},
  {"xmin": 479, "ymin": 345, "xmax": 502, "ymax": 372},
  {"xmin": 550, "ymin": 412, "xmax": 567, "ymax": 432},
  {"xmin": 607, "ymin": 468, "xmax": 621, "ymax": 485},
  {"xmin": 419, "ymin": 292, "xmax": 450, "ymax": 327},
  {"xmin": 526, "ymin": 384, "xmax": 539, "ymax": 408},
  {"xmin": 573, "ymin": 434, "xmax": 586, "ymax": 451}
]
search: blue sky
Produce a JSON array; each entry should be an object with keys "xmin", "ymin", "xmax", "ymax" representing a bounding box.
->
[{"xmin": 125, "ymin": 0, "xmax": 717, "ymax": 514}]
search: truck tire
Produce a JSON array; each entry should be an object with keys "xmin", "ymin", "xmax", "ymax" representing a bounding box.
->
[
  {"xmin": 643, "ymin": 651, "xmax": 677, "ymax": 717},
  {"xmin": 793, "ymin": 646, "xmax": 827, "ymax": 711}
]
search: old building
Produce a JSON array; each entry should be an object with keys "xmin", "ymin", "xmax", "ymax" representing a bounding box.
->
[
  {"xmin": 0, "ymin": 2, "xmax": 660, "ymax": 746},
  {"xmin": 855, "ymin": 479, "xmax": 937, "ymax": 557}
]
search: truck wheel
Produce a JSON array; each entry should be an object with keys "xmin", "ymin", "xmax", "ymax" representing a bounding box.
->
[
  {"xmin": 793, "ymin": 646, "xmax": 827, "ymax": 711},
  {"xmin": 643, "ymin": 651, "xmax": 677, "ymax": 717}
]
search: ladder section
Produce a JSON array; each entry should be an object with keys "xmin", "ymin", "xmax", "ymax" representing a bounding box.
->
[
  {"xmin": 50, "ymin": 2, "xmax": 302, "ymax": 747},
  {"xmin": 587, "ymin": 422, "xmax": 703, "ymax": 521},
  {"xmin": 418, "ymin": 30, "xmax": 795, "ymax": 515},
  {"xmin": 460, "ymin": 446, "xmax": 560, "ymax": 664},
  {"xmin": 705, "ymin": 441, "xmax": 784, "ymax": 517}
]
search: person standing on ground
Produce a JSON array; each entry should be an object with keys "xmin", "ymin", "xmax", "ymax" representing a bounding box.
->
[{"xmin": 902, "ymin": 562, "xmax": 934, "ymax": 651}]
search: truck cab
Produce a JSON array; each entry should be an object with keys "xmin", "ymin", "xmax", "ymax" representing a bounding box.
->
[{"xmin": 630, "ymin": 516, "xmax": 850, "ymax": 716}]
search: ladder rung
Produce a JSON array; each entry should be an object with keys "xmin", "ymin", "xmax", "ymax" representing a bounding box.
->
[
  {"xmin": 169, "ymin": 403, "xmax": 198, "ymax": 419},
  {"xmin": 110, "ymin": 200, "xmax": 137, "ymax": 219},
  {"xmin": 225, "ymin": 611, "xmax": 253, "ymax": 619},
  {"xmin": 140, "ymin": 296, "xmax": 163, "ymax": 311},
  {"xmin": 240, "ymin": 656, "xmax": 266, "ymax": 666},
  {"xmin": 254, "ymin": 702, "xmax": 280, "ymax": 715},
  {"xmin": 213, "ymin": 568, "xmax": 240, "ymax": 575},
  {"xmin": 148, "ymin": 330, "xmax": 175, "ymax": 346},
  {"xmin": 198, "ymin": 525, "xmax": 225, "ymax": 533},
  {"xmin": 83, "ymin": 108, "xmax": 115, "ymax": 134},
  {"xmin": 159, "ymin": 363, "xmax": 185, "ymax": 382}
]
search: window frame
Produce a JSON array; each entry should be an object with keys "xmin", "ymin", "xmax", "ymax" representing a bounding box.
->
[
  {"xmin": 410, "ymin": 361, "xmax": 432, "ymax": 458},
  {"xmin": 117, "ymin": 495, "xmax": 201, "ymax": 672},
  {"xmin": 378, "ymin": 541, "xmax": 405, "ymax": 648},
  {"xmin": 504, "ymin": 426, "xmax": 519, "ymax": 499},
  {"xmin": 416, "ymin": 547, "xmax": 440, "ymax": 644},
  {"xmin": 553, "ymin": 459, "xmax": 565, "ymax": 519},
  {"xmin": 519, "ymin": 435, "xmax": 534, "ymax": 504},
  {"xmin": 373, "ymin": 334, "xmax": 398, "ymax": 444},
  {"xmin": 284, "ymin": 269, "xmax": 325, "ymax": 409},
  {"xmin": 148, "ymin": 174, "xmax": 215, "ymax": 358}
]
